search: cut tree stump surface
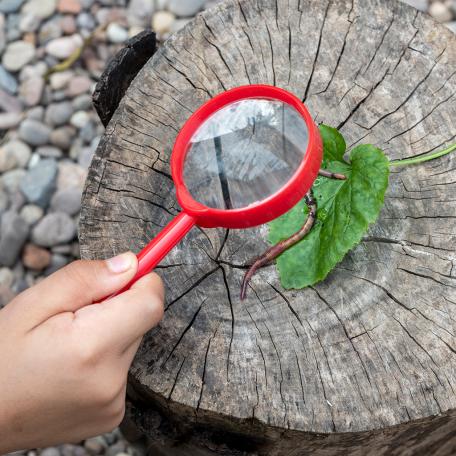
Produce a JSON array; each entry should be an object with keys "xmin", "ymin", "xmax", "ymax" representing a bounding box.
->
[{"xmin": 80, "ymin": 0, "xmax": 456, "ymax": 454}]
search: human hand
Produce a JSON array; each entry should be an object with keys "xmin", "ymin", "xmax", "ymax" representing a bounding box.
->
[{"xmin": 0, "ymin": 252, "xmax": 164, "ymax": 453}]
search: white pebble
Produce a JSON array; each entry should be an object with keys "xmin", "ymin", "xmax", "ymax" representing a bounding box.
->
[
  {"xmin": 429, "ymin": 1, "xmax": 453, "ymax": 22},
  {"xmin": 152, "ymin": 11, "xmax": 175, "ymax": 35},
  {"xmin": 45, "ymin": 34, "xmax": 83, "ymax": 60},
  {"xmin": 106, "ymin": 22, "xmax": 129, "ymax": 44},
  {"xmin": 70, "ymin": 110, "xmax": 90, "ymax": 128}
]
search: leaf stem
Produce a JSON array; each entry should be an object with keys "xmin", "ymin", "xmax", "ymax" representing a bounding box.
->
[{"xmin": 390, "ymin": 142, "xmax": 456, "ymax": 167}]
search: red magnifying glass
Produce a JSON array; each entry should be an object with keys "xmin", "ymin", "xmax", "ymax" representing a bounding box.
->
[{"xmin": 111, "ymin": 84, "xmax": 322, "ymax": 298}]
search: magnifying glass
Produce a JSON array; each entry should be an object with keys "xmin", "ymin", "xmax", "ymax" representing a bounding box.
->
[{"xmin": 111, "ymin": 85, "xmax": 322, "ymax": 297}]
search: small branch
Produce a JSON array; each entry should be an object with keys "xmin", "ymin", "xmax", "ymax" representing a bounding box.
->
[
  {"xmin": 389, "ymin": 142, "xmax": 456, "ymax": 167},
  {"xmin": 318, "ymin": 169, "xmax": 347, "ymax": 180},
  {"xmin": 240, "ymin": 190, "xmax": 317, "ymax": 300}
]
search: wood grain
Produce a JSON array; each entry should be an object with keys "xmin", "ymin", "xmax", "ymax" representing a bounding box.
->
[{"xmin": 80, "ymin": 0, "xmax": 456, "ymax": 453}]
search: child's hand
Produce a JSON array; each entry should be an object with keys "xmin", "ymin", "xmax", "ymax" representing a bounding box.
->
[{"xmin": 0, "ymin": 252, "xmax": 164, "ymax": 453}]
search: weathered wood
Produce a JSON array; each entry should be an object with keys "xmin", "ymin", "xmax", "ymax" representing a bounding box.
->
[
  {"xmin": 80, "ymin": 0, "xmax": 456, "ymax": 454},
  {"xmin": 92, "ymin": 29, "xmax": 157, "ymax": 127}
]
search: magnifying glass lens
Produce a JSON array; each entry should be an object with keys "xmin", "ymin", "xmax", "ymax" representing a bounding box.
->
[{"xmin": 183, "ymin": 99, "xmax": 309, "ymax": 210}]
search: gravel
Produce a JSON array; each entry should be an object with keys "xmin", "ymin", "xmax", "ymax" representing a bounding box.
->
[{"xmin": 1, "ymin": 0, "xmax": 452, "ymax": 453}]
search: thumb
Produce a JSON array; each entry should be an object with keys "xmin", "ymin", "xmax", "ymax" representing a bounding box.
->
[{"xmin": 17, "ymin": 252, "xmax": 138, "ymax": 328}]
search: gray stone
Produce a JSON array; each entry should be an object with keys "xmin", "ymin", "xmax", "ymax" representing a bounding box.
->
[
  {"xmin": 36, "ymin": 145, "xmax": 62, "ymax": 158},
  {"xmin": 72, "ymin": 93, "xmax": 92, "ymax": 111},
  {"xmin": 0, "ymin": 87, "xmax": 22, "ymax": 112},
  {"xmin": 0, "ymin": 13, "xmax": 5, "ymax": 55},
  {"xmin": 6, "ymin": 13, "xmax": 21, "ymax": 42},
  {"xmin": 22, "ymin": 0, "xmax": 56, "ymax": 18},
  {"xmin": 0, "ymin": 140, "xmax": 31, "ymax": 171},
  {"xmin": 0, "ymin": 211, "xmax": 29, "ymax": 266},
  {"xmin": 46, "ymin": 34, "xmax": 83, "ymax": 59},
  {"xmin": 0, "ymin": 112, "xmax": 22, "ymax": 130},
  {"xmin": 0, "ymin": 0, "xmax": 24, "ymax": 13},
  {"xmin": 26, "ymin": 105, "xmax": 44, "ymax": 121},
  {"xmin": 0, "ymin": 267, "xmax": 14, "ymax": 287},
  {"xmin": 32, "ymin": 212, "xmax": 76, "ymax": 247},
  {"xmin": 80, "ymin": 120, "xmax": 96, "ymax": 143},
  {"xmin": 45, "ymin": 101, "xmax": 74, "ymax": 127},
  {"xmin": 1, "ymin": 169, "xmax": 26, "ymax": 194},
  {"xmin": 0, "ymin": 190, "xmax": 8, "ymax": 215},
  {"xmin": 19, "ymin": 76, "xmax": 45, "ymax": 106},
  {"xmin": 50, "ymin": 188, "xmax": 82, "ymax": 216},
  {"xmin": 38, "ymin": 16, "xmax": 62, "ymax": 44},
  {"xmin": 76, "ymin": 11, "xmax": 95, "ymax": 29},
  {"xmin": 70, "ymin": 110, "xmax": 90, "ymax": 128},
  {"xmin": 20, "ymin": 158, "xmax": 57, "ymax": 207},
  {"xmin": 127, "ymin": 0, "xmax": 153, "ymax": 27},
  {"xmin": 19, "ymin": 119, "xmax": 52, "ymax": 146},
  {"xmin": 19, "ymin": 12, "xmax": 41, "ymax": 32},
  {"xmin": 447, "ymin": 21, "xmax": 456, "ymax": 33},
  {"xmin": 84, "ymin": 436, "xmax": 107, "ymax": 455},
  {"xmin": 20, "ymin": 204, "xmax": 43, "ymax": 225},
  {"xmin": 1, "ymin": 40, "xmax": 35, "ymax": 72},
  {"xmin": 105, "ymin": 442, "xmax": 127, "ymax": 456},
  {"xmin": 401, "ymin": 0, "xmax": 428, "ymax": 12},
  {"xmin": 50, "ymin": 126, "xmax": 76, "ymax": 150},
  {"xmin": 168, "ymin": 0, "xmax": 205, "ymax": 16},
  {"xmin": 40, "ymin": 448, "xmax": 61, "ymax": 456},
  {"xmin": 0, "ymin": 65, "xmax": 18, "ymax": 94},
  {"xmin": 49, "ymin": 70, "xmax": 73, "ymax": 90}
]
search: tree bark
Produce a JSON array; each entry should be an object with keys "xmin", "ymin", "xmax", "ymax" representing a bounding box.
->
[{"xmin": 79, "ymin": 0, "xmax": 456, "ymax": 454}]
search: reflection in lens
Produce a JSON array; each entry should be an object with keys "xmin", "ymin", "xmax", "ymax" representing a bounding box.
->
[{"xmin": 183, "ymin": 98, "xmax": 309, "ymax": 210}]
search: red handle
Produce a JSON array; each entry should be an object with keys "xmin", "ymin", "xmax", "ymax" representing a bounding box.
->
[{"xmin": 107, "ymin": 212, "xmax": 196, "ymax": 299}]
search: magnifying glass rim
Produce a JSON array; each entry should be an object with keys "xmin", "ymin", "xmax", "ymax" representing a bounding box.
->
[{"xmin": 171, "ymin": 84, "xmax": 323, "ymax": 229}]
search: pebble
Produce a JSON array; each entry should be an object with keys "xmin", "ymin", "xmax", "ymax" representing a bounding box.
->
[
  {"xmin": 84, "ymin": 436, "xmax": 107, "ymax": 455},
  {"xmin": 447, "ymin": 21, "xmax": 456, "ymax": 33},
  {"xmin": 20, "ymin": 158, "xmax": 57, "ymax": 207},
  {"xmin": 39, "ymin": 16, "xmax": 63, "ymax": 44},
  {"xmin": 66, "ymin": 74, "xmax": 92, "ymax": 97},
  {"xmin": 1, "ymin": 40, "xmax": 35, "ymax": 72},
  {"xmin": 49, "ymin": 71, "xmax": 73, "ymax": 90},
  {"xmin": 19, "ymin": 76, "xmax": 44, "ymax": 106},
  {"xmin": 429, "ymin": 1, "xmax": 453, "ymax": 22},
  {"xmin": 0, "ymin": 13, "xmax": 5, "ymax": 55},
  {"xmin": 0, "ymin": 140, "xmax": 31, "ymax": 172},
  {"xmin": 36, "ymin": 145, "xmax": 63, "ymax": 158},
  {"xmin": 152, "ymin": 10, "xmax": 175, "ymax": 35},
  {"xmin": 19, "ymin": 118, "xmax": 51, "ymax": 146},
  {"xmin": 76, "ymin": 11, "xmax": 95, "ymax": 29},
  {"xmin": 0, "ymin": 64, "xmax": 19, "ymax": 94},
  {"xmin": 57, "ymin": 0, "xmax": 81, "ymax": 14},
  {"xmin": 45, "ymin": 101, "xmax": 74, "ymax": 126},
  {"xmin": 32, "ymin": 212, "xmax": 76, "ymax": 247},
  {"xmin": 0, "ymin": 87, "xmax": 23, "ymax": 112},
  {"xmin": 106, "ymin": 22, "xmax": 129, "ymax": 43},
  {"xmin": 50, "ymin": 125, "xmax": 76, "ymax": 150},
  {"xmin": 40, "ymin": 448, "xmax": 61, "ymax": 456},
  {"xmin": 70, "ymin": 110, "xmax": 90, "ymax": 128},
  {"xmin": 168, "ymin": 0, "xmax": 205, "ymax": 17},
  {"xmin": 72, "ymin": 93, "xmax": 92, "ymax": 111},
  {"xmin": 19, "ymin": 12, "xmax": 41, "ymax": 32},
  {"xmin": 20, "ymin": 204, "xmax": 44, "ymax": 225},
  {"xmin": 0, "ymin": 112, "xmax": 22, "ymax": 130},
  {"xmin": 50, "ymin": 188, "xmax": 82, "ymax": 215},
  {"xmin": 22, "ymin": 243, "xmax": 52, "ymax": 270},
  {"xmin": 0, "ymin": 190, "xmax": 8, "ymax": 215},
  {"xmin": 6, "ymin": 13, "xmax": 21, "ymax": 42},
  {"xmin": 1, "ymin": 169, "xmax": 26, "ymax": 194},
  {"xmin": 402, "ymin": 0, "xmax": 429, "ymax": 11},
  {"xmin": 26, "ymin": 105, "xmax": 44, "ymax": 120},
  {"xmin": 0, "ymin": 211, "xmax": 30, "ymax": 267},
  {"xmin": 44, "ymin": 252, "xmax": 69, "ymax": 275},
  {"xmin": 105, "ymin": 442, "xmax": 127, "ymax": 456},
  {"xmin": 0, "ymin": 267, "xmax": 14, "ymax": 288},
  {"xmin": 45, "ymin": 33, "xmax": 83, "ymax": 59},
  {"xmin": 0, "ymin": 0, "xmax": 23, "ymax": 13},
  {"xmin": 60, "ymin": 14, "xmax": 77, "ymax": 34},
  {"xmin": 22, "ymin": 0, "xmax": 57, "ymax": 19},
  {"xmin": 127, "ymin": 0, "xmax": 153, "ymax": 26},
  {"xmin": 57, "ymin": 160, "xmax": 86, "ymax": 190}
]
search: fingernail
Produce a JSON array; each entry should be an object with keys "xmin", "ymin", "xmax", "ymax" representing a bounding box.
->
[{"xmin": 107, "ymin": 252, "xmax": 134, "ymax": 274}]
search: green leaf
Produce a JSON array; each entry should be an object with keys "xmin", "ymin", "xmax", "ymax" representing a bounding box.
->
[
  {"xmin": 268, "ymin": 144, "xmax": 389, "ymax": 289},
  {"xmin": 319, "ymin": 124, "xmax": 347, "ymax": 165}
]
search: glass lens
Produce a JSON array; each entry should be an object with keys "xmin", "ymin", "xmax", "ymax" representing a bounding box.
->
[{"xmin": 183, "ymin": 98, "xmax": 309, "ymax": 210}]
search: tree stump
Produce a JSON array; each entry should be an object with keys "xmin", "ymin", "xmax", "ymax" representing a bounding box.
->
[{"xmin": 79, "ymin": 0, "xmax": 456, "ymax": 454}]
